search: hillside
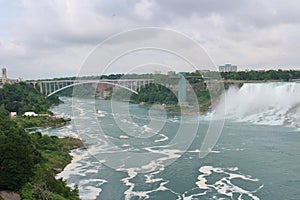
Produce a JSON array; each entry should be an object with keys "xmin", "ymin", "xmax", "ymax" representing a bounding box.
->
[
  {"xmin": 0, "ymin": 82, "xmax": 60, "ymax": 114},
  {"xmin": 0, "ymin": 83, "xmax": 81, "ymax": 200}
]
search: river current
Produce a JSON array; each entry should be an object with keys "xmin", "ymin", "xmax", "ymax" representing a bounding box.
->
[{"xmin": 40, "ymin": 82, "xmax": 300, "ymax": 200}]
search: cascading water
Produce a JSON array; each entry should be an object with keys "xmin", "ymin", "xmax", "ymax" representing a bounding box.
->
[{"xmin": 221, "ymin": 82, "xmax": 300, "ymax": 127}]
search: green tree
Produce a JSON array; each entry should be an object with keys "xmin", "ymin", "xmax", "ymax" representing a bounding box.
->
[{"xmin": 0, "ymin": 105, "xmax": 35, "ymax": 190}]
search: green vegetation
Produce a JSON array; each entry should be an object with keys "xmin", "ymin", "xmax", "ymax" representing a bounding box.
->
[
  {"xmin": 20, "ymin": 134, "xmax": 82, "ymax": 200},
  {"xmin": 131, "ymin": 83, "xmax": 178, "ymax": 105},
  {"xmin": 0, "ymin": 106, "xmax": 81, "ymax": 199},
  {"xmin": 129, "ymin": 81, "xmax": 214, "ymax": 113},
  {"xmin": 0, "ymin": 83, "xmax": 81, "ymax": 199},
  {"xmin": 0, "ymin": 105, "xmax": 36, "ymax": 191},
  {"xmin": 220, "ymin": 69, "xmax": 300, "ymax": 81},
  {"xmin": 0, "ymin": 82, "xmax": 59, "ymax": 114},
  {"xmin": 0, "ymin": 82, "xmax": 69, "ymax": 128},
  {"xmin": 105, "ymin": 88, "xmax": 132, "ymax": 101},
  {"xmin": 15, "ymin": 116, "xmax": 67, "ymax": 129}
]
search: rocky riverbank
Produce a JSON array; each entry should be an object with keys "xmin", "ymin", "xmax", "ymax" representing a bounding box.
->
[{"xmin": 0, "ymin": 191, "xmax": 21, "ymax": 200}]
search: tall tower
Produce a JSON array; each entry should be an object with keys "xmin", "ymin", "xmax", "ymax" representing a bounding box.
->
[{"xmin": 2, "ymin": 67, "xmax": 7, "ymax": 84}]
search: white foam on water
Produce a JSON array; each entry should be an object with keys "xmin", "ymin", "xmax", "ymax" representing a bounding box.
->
[
  {"xmin": 154, "ymin": 134, "xmax": 169, "ymax": 142},
  {"xmin": 79, "ymin": 179, "xmax": 107, "ymax": 200},
  {"xmin": 120, "ymin": 167, "xmax": 170, "ymax": 200},
  {"xmin": 56, "ymin": 147, "xmax": 107, "ymax": 200},
  {"xmin": 168, "ymin": 116, "xmax": 180, "ymax": 123},
  {"xmin": 56, "ymin": 148, "xmax": 90, "ymax": 180},
  {"xmin": 146, "ymin": 148, "xmax": 182, "ymax": 162},
  {"xmin": 196, "ymin": 166, "xmax": 213, "ymax": 189},
  {"xmin": 122, "ymin": 143, "xmax": 130, "ymax": 147},
  {"xmin": 199, "ymin": 166, "xmax": 214, "ymax": 176},
  {"xmin": 85, "ymin": 169, "xmax": 99, "ymax": 174},
  {"xmin": 142, "ymin": 125, "xmax": 157, "ymax": 134},
  {"xmin": 120, "ymin": 168, "xmax": 150, "ymax": 200},
  {"xmin": 187, "ymin": 149, "xmax": 221, "ymax": 154},
  {"xmin": 115, "ymin": 146, "xmax": 187, "ymax": 199},
  {"xmin": 119, "ymin": 118, "xmax": 139, "ymax": 128},
  {"xmin": 195, "ymin": 166, "xmax": 263, "ymax": 200},
  {"xmin": 145, "ymin": 176, "xmax": 164, "ymax": 184},
  {"xmin": 95, "ymin": 109, "xmax": 107, "ymax": 117}
]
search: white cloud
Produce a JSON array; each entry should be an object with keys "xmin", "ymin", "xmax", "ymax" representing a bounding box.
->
[{"xmin": 0, "ymin": 0, "xmax": 300, "ymax": 79}]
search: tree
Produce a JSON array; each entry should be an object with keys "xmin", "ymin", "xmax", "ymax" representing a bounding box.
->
[
  {"xmin": 0, "ymin": 82, "xmax": 59, "ymax": 114},
  {"xmin": 0, "ymin": 106, "xmax": 35, "ymax": 190}
]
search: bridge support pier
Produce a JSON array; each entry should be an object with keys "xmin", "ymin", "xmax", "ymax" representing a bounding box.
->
[
  {"xmin": 39, "ymin": 81, "xmax": 43, "ymax": 94},
  {"xmin": 178, "ymin": 72, "xmax": 188, "ymax": 106}
]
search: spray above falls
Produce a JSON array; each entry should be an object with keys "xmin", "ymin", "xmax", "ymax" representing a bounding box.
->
[{"xmin": 220, "ymin": 82, "xmax": 300, "ymax": 127}]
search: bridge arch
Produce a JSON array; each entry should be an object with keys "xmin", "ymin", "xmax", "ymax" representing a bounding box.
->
[{"xmin": 46, "ymin": 80, "xmax": 138, "ymax": 97}]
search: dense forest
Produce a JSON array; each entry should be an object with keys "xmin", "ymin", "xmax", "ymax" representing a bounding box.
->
[
  {"xmin": 220, "ymin": 69, "xmax": 300, "ymax": 81},
  {"xmin": 0, "ymin": 82, "xmax": 60, "ymax": 114},
  {"xmin": 129, "ymin": 82, "xmax": 213, "ymax": 114},
  {"xmin": 131, "ymin": 83, "xmax": 178, "ymax": 105},
  {"xmin": 0, "ymin": 83, "xmax": 80, "ymax": 199}
]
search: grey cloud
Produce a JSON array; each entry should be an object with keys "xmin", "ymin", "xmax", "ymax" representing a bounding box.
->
[{"xmin": 1, "ymin": 0, "xmax": 300, "ymax": 79}]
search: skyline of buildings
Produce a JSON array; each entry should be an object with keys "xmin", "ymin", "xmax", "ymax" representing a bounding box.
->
[{"xmin": 219, "ymin": 64, "xmax": 238, "ymax": 73}]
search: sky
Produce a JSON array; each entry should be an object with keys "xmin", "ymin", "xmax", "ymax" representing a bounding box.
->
[{"xmin": 0, "ymin": 0, "xmax": 300, "ymax": 79}]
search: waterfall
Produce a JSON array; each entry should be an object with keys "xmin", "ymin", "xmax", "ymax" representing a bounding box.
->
[{"xmin": 220, "ymin": 82, "xmax": 300, "ymax": 127}]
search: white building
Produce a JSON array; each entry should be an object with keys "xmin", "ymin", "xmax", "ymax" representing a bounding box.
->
[{"xmin": 23, "ymin": 112, "xmax": 38, "ymax": 117}]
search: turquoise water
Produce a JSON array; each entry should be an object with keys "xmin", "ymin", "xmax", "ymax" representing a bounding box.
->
[{"xmin": 41, "ymin": 97, "xmax": 300, "ymax": 200}]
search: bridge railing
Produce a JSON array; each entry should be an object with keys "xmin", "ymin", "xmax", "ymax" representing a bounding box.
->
[{"xmin": 29, "ymin": 79, "xmax": 155, "ymax": 97}]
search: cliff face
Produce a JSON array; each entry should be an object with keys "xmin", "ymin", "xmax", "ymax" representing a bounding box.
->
[{"xmin": 0, "ymin": 191, "xmax": 21, "ymax": 200}]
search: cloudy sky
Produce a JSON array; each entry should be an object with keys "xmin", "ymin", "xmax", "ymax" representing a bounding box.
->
[{"xmin": 0, "ymin": 0, "xmax": 300, "ymax": 79}]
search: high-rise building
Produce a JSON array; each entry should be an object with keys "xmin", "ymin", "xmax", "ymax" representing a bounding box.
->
[
  {"xmin": 2, "ymin": 67, "xmax": 7, "ymax": 84},
  {"xmin": 219, "ymin": 64, "xmax": 237, "ymax": 72},
  {"xmin": 167, "ymin": 71, "xmax": 176, "ymax": 76}
]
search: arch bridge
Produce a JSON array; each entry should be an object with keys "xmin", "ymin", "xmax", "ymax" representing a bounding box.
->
[{"xmin": 29, "ymin": 79, "xmax": 155, "ymax": 97}]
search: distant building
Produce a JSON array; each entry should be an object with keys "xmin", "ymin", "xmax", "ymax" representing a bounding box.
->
[
  {"xmin": 195, "ymin": 69, "xmax": 210, "ymax": 73},
  {"xmin": 2, "ymin": 67, "xmax": 7, "ymax": 84},
  {"xmin": 23, "ymin": 112, "xmax": 38, "ymax": 117},
  {"xmin": 9, "ymin": 112, "xmax": 17, "ymax": 119},
  {"xmin": 0, "ymin": 68, "xmax": 23, "ymax": 85},
  {"xmin": 219, "ymin": 64, "xmax": 237, "ymax": 72},
  {"xmin": 167, "ymin": 71, "xmax": 176, "ymax": 76},
  {"xmin": 154, "ymin": 70, "xmax": 161, "ymax": 74}
]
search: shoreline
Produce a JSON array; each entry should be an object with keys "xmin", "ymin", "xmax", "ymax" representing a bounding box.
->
[
  {"xmin": 0, "ymin": 135, "xmax": 84, "ymax": 200},
  {"xmin": 52, "ymin": 137, "xmax": 85, "ymax": 174},
  {"xmin": 136, "ymin": 101, "xmax": 214, "ymax": 116},
  {"xmin": 24, "ymin": 121, "xmax": 70, "ymax": 131}
]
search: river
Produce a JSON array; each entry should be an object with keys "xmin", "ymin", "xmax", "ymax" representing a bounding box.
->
[{"xmin": 40, "ymin": 82, "xmax": 300, "ymax": 200}]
